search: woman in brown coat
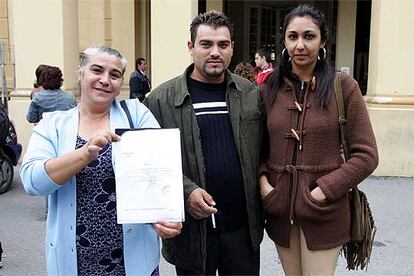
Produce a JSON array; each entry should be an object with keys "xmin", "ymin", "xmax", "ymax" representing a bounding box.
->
[{"xmin": 259, "ymin": 4, "xmax": 378, "ymax": 275}]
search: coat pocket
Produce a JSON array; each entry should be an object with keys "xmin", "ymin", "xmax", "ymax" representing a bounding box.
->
[
  {"xmin": 240, "ymin": 110, "xmax": 261, "ymax": 140},
  {"xmin": 297, "ymin": 173, "xmax": 347, "ymax": 223},
  {"xmin": 262, "ymin": 173, "xmax": 289, "ymax": 217},
  {"xmin": 305, "ymin": 185, "xmax": 330, "ymax": 207},
  {"xmin": 262, "ymin": 186, "xmax": 279, "ymax": 216}
]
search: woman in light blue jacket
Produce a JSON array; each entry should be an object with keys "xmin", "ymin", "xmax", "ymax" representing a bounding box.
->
[{"xmin": 20, "ymin": 46, "xmax": 182, "ymax": 275}]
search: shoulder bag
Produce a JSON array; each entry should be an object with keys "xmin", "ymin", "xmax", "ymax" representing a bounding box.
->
[{"xmin": 334, "ymin": 72, "xmax": 377, "ymax": 270}]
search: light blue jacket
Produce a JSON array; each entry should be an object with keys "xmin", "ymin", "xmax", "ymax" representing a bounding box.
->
[{"xmin": 20, "ymin": 99, "xmax": 161, "ymax": 275}]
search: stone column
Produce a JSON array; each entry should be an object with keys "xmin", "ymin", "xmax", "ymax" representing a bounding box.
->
[
  {"xmin": 134, "ymin": 0, "xmax": 151, "ymax": 68},
  {"xmin": 0, "ymin": 0, "xmax": 14, "ymax": 91},
  {"xmin": 366, "ymin": 0, "xmax": 414, "ymax": 176},
  {"xmin": 11, "ymin": 0, "xmax": 79, "ymax": 92},
  {"xmin": 111, "ymin": 0, "xmax": 135, "ymax": 99},
  {"xmin": 8, "ymin": 0, "xmax": 79, "ymax": 154},
  {"xmin": 150, "ymin": 0, "xmax": 198, "ymax": 88},
  {"xmin": 78, "ymin": 0, "xmax": 106, "ymax": 51}
]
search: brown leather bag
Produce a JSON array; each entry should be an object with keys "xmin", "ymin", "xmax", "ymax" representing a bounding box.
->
[{"xmin": 334, "ymin": 72, "xmax": 377, "ymax": 270}]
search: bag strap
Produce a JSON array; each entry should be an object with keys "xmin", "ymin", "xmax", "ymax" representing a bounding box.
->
[
  {"xmin": 334, "ymin": 72, "xmax": 359, "ymax": 197},
  {"xmin": 334, "ymin": 72, "xmax": 351, "ymax": 161},
  {"xmin": 120, "ymin": 100, "xmax": 134, "ymax": 128}
]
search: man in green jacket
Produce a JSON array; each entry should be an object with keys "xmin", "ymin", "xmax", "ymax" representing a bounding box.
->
[{"xmin": 144, "ymin": 11, "xmax": 264, "ymax": 275}]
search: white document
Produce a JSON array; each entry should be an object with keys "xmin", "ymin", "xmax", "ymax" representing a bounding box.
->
[{"xmin": 113, "ymin": 128, "xmax": 184, "ymax": 224}]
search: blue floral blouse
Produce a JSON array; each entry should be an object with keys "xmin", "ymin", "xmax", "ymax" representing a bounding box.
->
[{"xmin": 75, "ymin": 136, "xmax": 125, "ymax": 275}]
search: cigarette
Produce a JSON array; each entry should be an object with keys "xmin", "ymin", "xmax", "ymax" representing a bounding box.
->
[{"xmin": 211, "ymin": 213, "xmax": 216, "ymax": 229}]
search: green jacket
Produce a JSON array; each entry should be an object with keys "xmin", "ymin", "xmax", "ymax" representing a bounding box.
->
[{"xmin": 144, "ymin": 65, "xmax": 264, "ymax": 273}]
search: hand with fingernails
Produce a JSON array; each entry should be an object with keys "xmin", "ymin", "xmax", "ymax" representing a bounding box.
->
[
  {"xmin": 187, "ymin": 188, "xmax": 217, "ymax": 219},
  {"xmin": 153, "ymin": 221, "xmax": 183, "ymax": 239},
  {"xmin": 82, "ymin": 131, "xmax": 121, "ymax": 162}
]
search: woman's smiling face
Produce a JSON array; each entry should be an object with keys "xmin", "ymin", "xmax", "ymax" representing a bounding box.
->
[{"xmin": 79, "ymin": 52, "xmax": 124, "ymax": 107}]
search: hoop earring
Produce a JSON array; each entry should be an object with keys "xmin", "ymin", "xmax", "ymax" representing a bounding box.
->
[
  {"xmin": 318, "ymin": 48, "xmax": 327, "ymax": 61},
  {"xmin": 281, "ymin": 48, "xmax": 291, "ymax": 63}
]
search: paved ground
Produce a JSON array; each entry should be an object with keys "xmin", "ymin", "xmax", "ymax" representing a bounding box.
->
[{"xmin": 0, "ymin": 166, "xmax": 413, "ymax": 275}]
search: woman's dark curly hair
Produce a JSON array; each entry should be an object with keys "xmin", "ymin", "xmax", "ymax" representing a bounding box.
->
[
  {"xmin": 38, "ymin": 66, "xmax": 63, "ymax": 90},
  {"xmin": 33, "ymin": 64, "xmax": 48, "ymax": 88},
  {"xmin": 234, "ymin": 62, "xmax": 256, "ymax": 83}
]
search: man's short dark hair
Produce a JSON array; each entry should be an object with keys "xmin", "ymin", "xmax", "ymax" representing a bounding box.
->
[
  {"xmin": 190, "ymin": 10, "xmax": 234, "ymax": 44},
  {"xmin": 135, "ymin": 57, "xmax": 146, "ymax": 70},
  {"xmin": 256, "ymin": 48, "xmax": 271, "ymax": 62}
]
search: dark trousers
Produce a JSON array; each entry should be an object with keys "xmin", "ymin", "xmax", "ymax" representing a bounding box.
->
[{"xmin": 175, "ymin": 227, "xmax": 260, "ymax": 276}]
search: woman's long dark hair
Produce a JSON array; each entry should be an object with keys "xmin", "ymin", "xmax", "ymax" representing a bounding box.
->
[{"xmin": 265, "ymin": 4, "xmax": 335, "ymax": 107}]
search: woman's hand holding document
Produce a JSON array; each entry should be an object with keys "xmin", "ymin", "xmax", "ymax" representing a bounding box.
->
[{"xmin": 113, "ymin": 128, "xmax": 184, "ymax": 224}]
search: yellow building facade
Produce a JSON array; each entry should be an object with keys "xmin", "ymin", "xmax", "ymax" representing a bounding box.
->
[{"xmin": 1, "ymin": 0, "xmax": 413, "ymax": 176}]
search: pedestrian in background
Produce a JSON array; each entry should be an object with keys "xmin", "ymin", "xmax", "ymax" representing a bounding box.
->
[
  {"xmin": 234, "ymin": 61, "xmax": 256, "ymax": 84},
  {"xmin": 129, "ymin": 57, "xmax": 151, "ymax": 101},
  {"xmin": 144, "ymin": 11, "xmax": 264, "ymax": 276},
  {"xmin": 26, "ymin": 65, "xmax": 77, "ymax": 124},
  {"xmin": 254, "ymin": 48, "xmax": 273, "ymax": 85},
  {"xmin": 21, "ymin": 46, "xmax": 181, "ymax": 275},
  {"xmin": 259, "ymin": 4, "xmax": 378, "ymax": 275}
]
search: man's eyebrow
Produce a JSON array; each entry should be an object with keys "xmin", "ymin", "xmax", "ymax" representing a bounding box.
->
[
  {"xmin": 199, "ymin": 39, "xmax": 212, "ymax": 43},
  {"xmin": 199, "ymin": 39, "xmax": 231, "ymax": 43}
]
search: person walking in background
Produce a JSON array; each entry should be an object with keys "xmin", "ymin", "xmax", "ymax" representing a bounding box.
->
[
  {"xmin": 30, "ymin": 64, "xmax": 47, "ymax": 100},
  {"xmin": 20, "ymin": 46, "xmax": 182, "ymax": 275},
  {"xmin": 26, "ymin": 65, "xmax": 77, "ymax": 124},
  {"xmin": 259, "ymin": 4, "xmax": 378, "ymax": 275},
  {"xmin": 234, "ymin": 61, "xmax": 256, "ymax": 84},
  {"xmin": 129, "ymin": 57, "xmax": 151, "ymax": 101},
  {"xmin": 254, "ymin": 48, "xmax": 273, "ymax": 85},
  {"xmin": 144, "ymin": 11, "xmax": 264, "ymax": 276}
]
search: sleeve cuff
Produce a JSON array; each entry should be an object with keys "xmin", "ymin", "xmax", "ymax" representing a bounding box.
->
[
  {"xmin": 258, "ymin": 161, "xmax": 269, "ymax": 177},
  {"xmin": 31, "ymin": 161, "xmax": 62, "ymax": 195},
  {"xmin": 316, "ymin": 179, "xmax": 338, "ymax": 202}
]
